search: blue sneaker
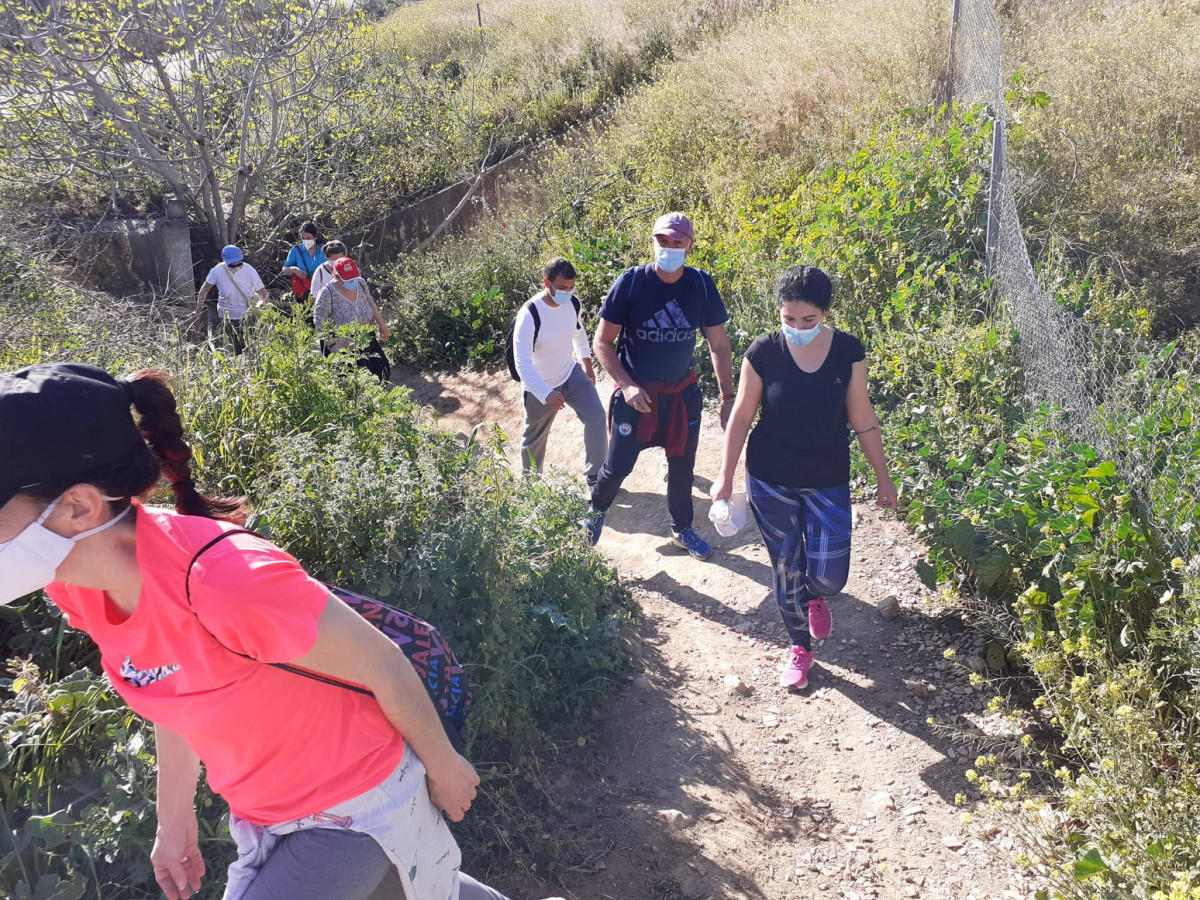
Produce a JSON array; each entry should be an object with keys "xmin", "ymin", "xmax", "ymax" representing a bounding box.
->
[
  {"xmin": 583, "ymin": 507, "xmax": 606, "ymax": 546},
  {"xmin": 670, "ymin": 526, "xmax": 712, "ymax": 561}
]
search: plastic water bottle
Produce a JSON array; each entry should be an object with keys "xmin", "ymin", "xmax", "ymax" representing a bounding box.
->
[{"xmin": 709, "ymin": 499, "xmax": 738, "ymax": 536}]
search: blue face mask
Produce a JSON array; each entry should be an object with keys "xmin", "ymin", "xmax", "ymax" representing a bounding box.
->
[
  {"xmin": 341, "ymin": 277, "xmax": 361, "ymax": 291},
  {"xmin": 782, "ymin": 322, "xmax": 822, "ymax": 346},
  {"xmin": 653, "ymin": 245, "xmax": 687, "ymax": 273}
]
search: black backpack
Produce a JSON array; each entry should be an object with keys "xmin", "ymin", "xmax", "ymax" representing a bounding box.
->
[{"xmin": 504, "ymin": 296, "xmax": 582, "ymax": 382}]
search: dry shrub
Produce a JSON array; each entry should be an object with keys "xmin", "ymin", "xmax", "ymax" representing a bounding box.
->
[
  {"xmin": 374, "ymin": 0, "xmax": 695, "ymax": 68},
  {"xmin": 608, "ymin": 0, "xmax": 946, "ymax": 164},
  {"xmin": 1006, "ymin": 0, "xmax": 1200, "ymax": 332}
]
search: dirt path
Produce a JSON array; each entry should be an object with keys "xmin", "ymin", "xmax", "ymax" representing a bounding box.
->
[{"xmin": 394, "ymin": 366, "xmax": 1035, "ymax": 900}]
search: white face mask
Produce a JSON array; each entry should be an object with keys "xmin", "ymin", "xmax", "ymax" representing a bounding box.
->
[
  {"xmin": 0, "ymin": 497, "xmax": 131, "ymax": 606},
  {"xmin": 302, "ymin": 239, "xmax": 316, "ymax": 250},
  {"xmin": 653, "ymin": 244, "xmax": 687, "ymax": 273}
]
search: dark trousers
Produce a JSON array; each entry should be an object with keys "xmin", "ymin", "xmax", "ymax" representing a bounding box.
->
[
  {"xmin": 590, "ymin": 381, "xmax": 702, "ymax": 531},
  {"xmin": 206, "ymin": 300, "xmax": 247, "ymax": 355},
  {"xmin": 322, "ymin": 335, "xmax": 390, "ymax": 382},
  {"xmin": 747, "ymin": 477, "xmax": 852, "ymax": 650}
]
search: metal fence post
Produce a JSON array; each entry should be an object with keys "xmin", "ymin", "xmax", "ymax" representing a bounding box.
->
[
  {"xmin": 984, "ymin": 114, "xmax": 1003, "ymax": 280},
  {"xmin": 946, "ymin": 0, "xmax": 961, "ymax": 106}
]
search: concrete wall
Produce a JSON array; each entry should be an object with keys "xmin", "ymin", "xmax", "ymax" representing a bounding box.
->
[
  {"xmin": 350, "ymin": 149, "xmax": 538, "ymax": 266},
  {"xmin": 68, "ymin": 150, "xmax": 537, "ymax": 297},
  {"xmin": 62, "ymin": 197, "xmax": 195, "ymax": 298}
]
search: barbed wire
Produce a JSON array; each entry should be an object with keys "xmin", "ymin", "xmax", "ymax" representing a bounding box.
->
[{"xmin": 952, "ymin": 0, "xmax": 1200, "ymax": 567}]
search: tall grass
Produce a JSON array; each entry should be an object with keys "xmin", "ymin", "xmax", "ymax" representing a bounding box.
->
[
  {"xmin": 346, "ymin": 0, "xmax": 789, "ymax": 213},
  {"xmin": 376, "ymin": 0, "xmax": 952, "ymax": 367},
  {"xmin": 1006, "ymin": 0, "xmax": 1200, "ymax": 334},
  {"xmin": 591, "ymin": 0, "xmax": 947, "ymax": 164}
]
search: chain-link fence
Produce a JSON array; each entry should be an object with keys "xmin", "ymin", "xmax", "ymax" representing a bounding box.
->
[{"xmin": 950, "ymin": 0, "xmax": 1200, "ymax": 567}]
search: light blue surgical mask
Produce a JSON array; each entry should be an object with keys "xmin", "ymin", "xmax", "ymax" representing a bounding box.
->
[
  {"xmin": 551, "ymin": 288, "xmax": 574, "ymax": 304},
  {"xmin": 782, "ymin": 322, "xmax": 823, "ymax": 346},
  {"xmin": 653, "ymin": 245, "xmax": 687, "ymax": 273},
  {"xmin": 341, "ymin": 277, "xmax": 361, "ymax": 291}
]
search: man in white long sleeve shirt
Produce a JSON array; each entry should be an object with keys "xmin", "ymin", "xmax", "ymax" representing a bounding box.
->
[{"xmin": 513, "ymin": 257, "xmax": 607, "ymax": 487}]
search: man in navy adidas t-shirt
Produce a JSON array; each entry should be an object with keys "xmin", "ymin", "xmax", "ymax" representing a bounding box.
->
[{"xmin": 584, "ymin": 212, "xmax": 735, "ymax": 560}]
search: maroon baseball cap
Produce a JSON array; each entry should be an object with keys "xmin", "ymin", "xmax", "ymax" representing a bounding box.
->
[{"xmin": 652, "ymin": 212, "xmax": 694, "ymax": 242}]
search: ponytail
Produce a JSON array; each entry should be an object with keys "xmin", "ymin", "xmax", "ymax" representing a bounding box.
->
[{"xmin": 124, "ymin": 369, "xmax": 250, "ymax": 525}]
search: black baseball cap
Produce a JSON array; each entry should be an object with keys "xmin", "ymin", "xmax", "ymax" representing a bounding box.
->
[{"xmin": 0, "ymin": 363, "xmax": 146, "ymax": 509}]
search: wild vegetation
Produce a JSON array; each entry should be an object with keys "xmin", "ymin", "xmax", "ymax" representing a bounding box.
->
[
  {"xmin": 0, "ymin": 0, "xmax": 770, "ymax": 258},
  {"xmin": 370, "ymin": 0, "xmax": 1200, "ymax": 896},
  {"xmin": 4, "ymin": 0, "xmax": 1200, "ymax": 898},
  {"xmin": 1005, "ymin": 0, "xmax": 1200, "ymax": 337},
  {"xmin": 0, "ymin": 277, "xmax": 632, "ymax": 898}
]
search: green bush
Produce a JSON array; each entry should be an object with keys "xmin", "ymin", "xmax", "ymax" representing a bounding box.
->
[
  {"xmin": 257, "ymin": 428, "xmax": 632, "ymax": 763},
  {"xmin": 0, "ymin": 665, "xmax": 235, "ymax": 900},
  {"xmin": 0, "ymin": 245, "xmax": 165, "ymax": 374},
  {"xmin": 374, "ymin": 235, "xmax": 541, "ymax": 368},
  {"xmin": 0, "ymin": 305, "xmax": 632, "ymax": 896},
  {"xmin": 968, "ymin": 580, "xmax": 1200, "ymax": 900}
]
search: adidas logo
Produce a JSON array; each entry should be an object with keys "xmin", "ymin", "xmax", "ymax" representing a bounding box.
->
[{"xmin": 634, "ymin": 299, "xmax": 696, "ymax": 343}]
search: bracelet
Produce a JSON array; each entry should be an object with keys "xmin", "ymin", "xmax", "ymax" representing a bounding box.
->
[
  {"xmin": 721, "ymin": 395, "xmax": 735, "ymax": 403},
  {"xmin": 854, "ymin": 425, "xmax": 880, "ymax": 436}
]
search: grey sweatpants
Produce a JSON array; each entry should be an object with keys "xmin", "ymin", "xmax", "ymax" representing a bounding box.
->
[
  {"xmin": 520, "ymin": 363, "xmax": 607, "ymax": 487},
  {"xmin": 240, "ymin": 827, "xmax": 508, "ymax": 900}
]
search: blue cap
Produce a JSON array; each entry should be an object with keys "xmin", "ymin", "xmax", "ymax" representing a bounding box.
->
[{"xmin": 221, "ymin": 245, "xmax": 243, "ymax": 265}]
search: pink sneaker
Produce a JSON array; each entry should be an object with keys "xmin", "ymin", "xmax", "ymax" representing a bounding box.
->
[
  {"xmin": 779, "ymin": 645, "xmax": 812, "ymax": 689},
  {"xmin": 807, "ymin": 597, "xmax": 832, "ymax": 641}
]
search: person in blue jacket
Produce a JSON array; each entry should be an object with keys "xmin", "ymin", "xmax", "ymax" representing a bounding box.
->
[{"xmin": 281, "ymin": 222, "xmax": 326, "ymax": 315}]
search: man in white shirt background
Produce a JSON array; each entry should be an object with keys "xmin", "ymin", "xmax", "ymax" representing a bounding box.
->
[
  {"xmin": 195, "ymin": 244, "xmax": 269, "ymax": 355},
  {"xmin": 512, "ymin": 257, "xmax": 607, "ymax": 488}
]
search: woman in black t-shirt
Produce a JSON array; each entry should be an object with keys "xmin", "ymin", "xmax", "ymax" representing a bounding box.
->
[{"xmin": 713, "ymin": 265, "xmax": 897, "ymax": 690}]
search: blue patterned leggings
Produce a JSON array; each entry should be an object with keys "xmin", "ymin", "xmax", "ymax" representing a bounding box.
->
[{"xmin": 747, "ymin": 477, "xmax": 853, "ymax": 650}]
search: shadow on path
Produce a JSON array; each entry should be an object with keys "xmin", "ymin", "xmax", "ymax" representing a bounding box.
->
[{"xmin": 510, "ymin": 612, "xmax": 822, "ymax": 900}]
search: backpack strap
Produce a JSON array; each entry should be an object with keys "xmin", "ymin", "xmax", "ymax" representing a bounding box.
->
[
  {"xmin": 223, "ymin": 264, "xmax": 254, "ymax": 307},
  {"xmin": 527, "ymin": 301, "xmax": 542, "ymax": 351},
  {"xmin": 571, "ymin": 295, "xmax": 581, "ymax": 330},
  {"xmin": 184, "ymin": 528, "xmax": 373, "ymax": 696},
  {"xmin": 615, "ymin": 265, "xmax": 638, "ymax": 356}
]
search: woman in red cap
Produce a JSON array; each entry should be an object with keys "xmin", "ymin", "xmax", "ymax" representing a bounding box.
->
[
  {"xmin": 313, "ymin": 257, "xmax": 392, "ymax": 381},
  {"xmin": 0, "ymin": 363, "xmax": 561, "ymax": 900}
]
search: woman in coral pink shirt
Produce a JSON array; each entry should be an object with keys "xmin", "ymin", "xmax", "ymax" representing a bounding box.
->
[{"xmin": 0, "ymin": 363, "xmax": 556, "ymax": 900}]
